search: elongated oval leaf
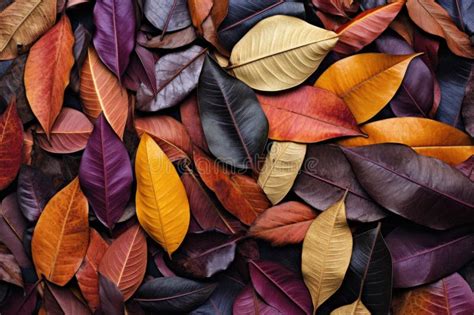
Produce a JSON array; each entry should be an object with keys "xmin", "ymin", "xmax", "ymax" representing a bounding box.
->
[
  {"xmin": 386, "ymin": 226, "xmax": 474, "ymax": 288},
  {"xmin": 137, "ymin": 45, "xmax": 206, "ymax": 111},
  {"xmin": 342, "ymin": 143, "xmax": 474, "ymax": 229},
  {"xmin": 25, "ymin": 15, "xmax": 74, "ymax": 137},
  {"xmin": 229, "ymin": 15, "xmax": 338, "ymax": 91},
  {"xmin": 98, "ymin": 224, "xmax": 147, "ymax": 300},
  {"xmin": 256, "ymin": 86, "xmax": 362, "ymax": 143},
  {"xmin": 36, "ymin": 108, "xmax": 93, "ymax": 154},
  {"xmin": 193, "ymin": 146, "xmax": 271, "ymax": 225},
  {"xmin": 338, "ymin": 117, "xmax": 474, "ymax": 164},
  {"xmin": 93, "ymin": 0, "xmax": 136, "ymax": 78},
  {"xmin": 302, "ymin": 194, "xmax": 352, "ymax": 312},
  {"xmin": 135, "ymin": 133, "xmax": 190, "ymax": 255},
  {"xmin": 79, "ymin": 115, "xmax": 133, "ymax": 229},
  {"xmin": 249, "ymin": 201, "xmax": 318, "ymax": 246},
  {"xmin": 250, "ymin": 260, "xmax": 313, "ymax": 315},
  {"xmin": 258, "ymin": 141, "xmax": 306, "ymax": 204},
  {"xmin": 0, "ymin": 0, "xmax": 56, "ymax": 60},
  {"xmin": 315, "ymin": 53, "xmax": 420, "ymax": 123},
  {"xmin": 31, "ymin": 177, "xmax": 89, "ymax": 286},
  {"xmin": 198, "ymin": 55, "xmax": 268, "ymax": 171},
  {"xmin": 0, "ymin": 98, "xmax": 22, "ymax": 190},
  {"xmin": 80, "ymin": 47, "xmax": 129, "ymax": 138},
  {"xmin": 135, "ymin": 277, "xmax": 216, "ymax": 313}
]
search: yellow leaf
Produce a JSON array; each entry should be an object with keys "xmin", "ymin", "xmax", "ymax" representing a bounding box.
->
[
  {"xmin": 302, "ymin": 193, "xmax": 353, "ymax": 312},
  {"xmin": 229, "ymin": 15, "xmax": 338, "ymax": 91},
  {"xmin": 0, "ymin": 0, "xmax": 56, "ymax": 60},
  {"xmin": 315, "ymin": 53, "xmax": 420, "ymax": 123},
  {"xmin": 258, "ymin": 141, "xmax": 307, "ymax": 204},
  {"xmin": 31, "ymin": 177, "xmax": 89, "ymax": 286},
  {"xmin": 135, "ymin": 133, "xmax": 190, "ymax": 256},
  {"xmin": 331, "ymin": 299, "xmax": 371, "ymax": 315},
  {"xmin": 338, "ymin": 117, "xmax": 474, "ymax": 164}
]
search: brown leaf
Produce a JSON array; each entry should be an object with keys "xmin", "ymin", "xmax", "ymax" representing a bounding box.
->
[
  {"xmin": 0, "ymin": 243, "xmax": 23, "ymax": 287},
  {"xmin": 179, "ymin": 93, "xmax": 210, "ymax": 153}
]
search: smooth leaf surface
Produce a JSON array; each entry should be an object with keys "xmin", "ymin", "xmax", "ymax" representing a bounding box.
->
[
  {"xmin": 229, "ymin": 15, "xmax": 338, "ymax": 91},
  {"xmin": 180, "ymin": 93, "xmax": 210, "ymax": 153},
  {"xmin": 144, "ymin": 0, "xmax": 192, "ymax": 32},
  {"xmin": 0, "ymin": 243, "xmax": 23, "ymax": 287},
  {"xmin": 43, "ymin": 281, "xmax": 91, "ymax": 315},
  {"xmin": 233, "ymin": 285, "xmax": 282, "ymax": 315},
  {"xmin": 99, "ymin": 274, "xmax": 124, "ymax": 315}
]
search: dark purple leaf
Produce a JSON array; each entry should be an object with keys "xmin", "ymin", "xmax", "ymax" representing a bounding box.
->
[
  {"xmin": 99, "ymin": 274, "xmax": 125, "ymax": 315},
  {"xmin": 137, "ymin": 45, "xmax": 206, "ymax": 112},
  {"xmin": 93, "ymin": 0, "xmax": 136, "ymax": 78},
  {"xmin": 70, "ymin": 24, "xmax": 92, "ymax": 94},
  {"xmin": 456, "ymin": 156, "xmax": 474, "ymax": 181},
  {"xmin": 79, "ymin": 114, "xmax": 133, "ymax": 230},
  {"xmin": 293, "ymin": 144, "xmax": 386, "ymax": 222},
  {"xmin": 16, "ymin": 165, "xmax": 55, "ymax": 223},
  {"xmin": 169, "ymin": 232, "xmax": 241, "ymax": 279},
  {"xmin": 135, "ymin": 276, "xmax": 216, "ymax": 313},
  {"xmin": 43, "ymin": 281, "xmax": 91, "ymax": 314},
  {"xmin": 123, "ymin": 38, "xmax": 157, "ymax": 94},
  {"xmin": 249, "ymin": 260, "xmax": 312, "ymax": 315},
  {"xmin": 461, "ymin": 68, "xmax": 474, "ymax": 137},
  {"xmin": 233, "ymin": 285, "xmax": 282, "ymax": 315},
  {"xmin": 154, "ymin": 250, "xmax": 176, "ymax": 277},
  {"xmin": 341, "ymin": 143, "xmax": 474, "ymax": 230},
  {"xmin": 360, "ymin": 0, "xmax": 386, "ymax": 10},
  {"xmin": 386, "ymin": 225, "xmax": 474, "ymax": 288},
  {"xmin": 0, "ymin": 283, "xmax": 38, "ymax": 315},
  {"xmin": 375, "ymin": 34, "xmax": 434, "ymax": 117},
  {"xmin": 0, "ymin": 243, "xmax": 23, "ymax": 288},
  {"xmin": 459, "ymin": 260, "xmax": 474, "ymax": 291},
  {"xmin": 144, "ymin": 0, "xmax": 191, "ymax": 32}
]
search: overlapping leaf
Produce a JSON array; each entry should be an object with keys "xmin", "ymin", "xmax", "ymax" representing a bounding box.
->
[{"xmin": 0, "ymin": 98, "xmax": 22, "ymax": 190}]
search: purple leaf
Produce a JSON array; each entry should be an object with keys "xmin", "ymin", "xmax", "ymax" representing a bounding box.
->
[
  {"xmin": 123, "ymin": 40, "xmax": 157, "ymax": 94},
  {"xmin": 144, "ymin": 0, "xmax": 191, "ymax": 32},
  {"xmin": 456, "ymin": 156, "xmax": 474, "ymax": 181},
  {"xmin": 249, "ymin": 260, "xmax": 313, "ymax": 315},
  {"xmin": 386, "ymin": 225, "xmax": 474, "ymax": 288},
  {"xmin": 43, "ymin": 281, "xmax": 91, "ymax": 314},
  {"xmin": 79, "ymin": 114, "xmax": 133, "ymax": 230},
  {"xmin": 233, "ymin": 285, "xmax": 282, "ymax": 315},
  {"xmin": 342, "ymin": 143, "xmax": 474, "ymax": 230},
  {"xmin": 99, "ymin": 274, "xmax": 125, "ymax": 315},
  {"xmin": 93, "ymin": 0, "xmax": 136, "ymax": 79}
]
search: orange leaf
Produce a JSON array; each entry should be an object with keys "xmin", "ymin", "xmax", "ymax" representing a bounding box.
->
[
  {"xmin": 24, "ymin": 15, "xmax": 75, "ymax": 137},
  {"xmin": 0, "ymin": 97, "xmax": 23, "ymax": 190},
  {"xmin": 31, "ymin": 177, "xmax": 89, "ymax": 286},
  {"xmin": 80, "ymin": 47, "xmax": 129, "ymax": 138},
  {"xmin": 193, "ymin": 146, "xmax": 271, "ymax": 225}
]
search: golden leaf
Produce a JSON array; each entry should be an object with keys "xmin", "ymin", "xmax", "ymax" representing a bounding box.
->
[
  {"xmin": 331, "ymin": 299, "xmax": 371, "ymax": 315},
  {"xmin": 135, "ymin": 133, "xmax": 190, "ymax": 256}
]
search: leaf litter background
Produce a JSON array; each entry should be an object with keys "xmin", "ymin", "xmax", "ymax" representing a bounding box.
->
[{"xmin": 0, "ymin": 0, "xmax": 473, "ymax": 314}]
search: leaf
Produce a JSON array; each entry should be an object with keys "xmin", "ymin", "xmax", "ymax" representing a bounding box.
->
[
  {"xmin": 93, "ymin": 0, "xmax": 136, "ymax": 78},
  {"xmin": 135, "ymin": 276, "xmax": 217, "ymax": 313},
  {"xmin": 43, "ymin": 281, "xmax": 91, "ymax": 315},
  {"xmin": 249, "ymin": 201, "xmax": 318, "ymax": 246},
  {"xmin": 17, "ymin": 165, "xmax": 55, "ymax": 223},
  {"xmin": 181, "ymin": 171, "xmax": 243, "ymax": 235},
  {"xmin": 258, "ymin": 141, "xmax": 306, "ymax": 204},
  {"xmin": 193, "ymin": 146, "xmax": 271, "ymax": 225},
  {"xmin": 341, "ymin": 143, "xmax": 474, "ymax": 230},
  {"xmin": 80, "ymin": 47, "xmax": 129, "ymax": 138},
  {"xmin": 0, "ymin": 0, "xmax": 56, "ymax": 60},
  {"xmin": 233, "ymin": 285, "xmax": 282, "ymax": 315},
  {"xmin": 250, "ymin": 260, "xmax": 313, "ymax": 315},
  {"xmin": 386, "ymin": 225, "xmax": 474, "ymax": 288},
  {"xmin": 406, "ymin": 0, "xmax": 474, "ymax": 58},
  {"xmin": 0, "ymin": 98, "xmax": 23, "ymax": 190},
  {"xmin": 24, "ymin": 15, "xmax": 75, "ymax": 137},
  {"xmin": 79, "ymin": 114, "xmax": 133, "ymax": 230},
  {"xmin": 198, "ymin": 55, "xmax": 268, "ymax": 171},
  {"xmin": 180, "ymin": 93, "xmax": 210, "ymax": 153},
  {"xmin": 135, "ymin": 133, "xmax": 190, "ymax": 255},
  {"xmin": 229, "ymin": 15, "xmax": 338, "ymax": 91},
  {"xmin": 0, "ymin": 243, "xmax": 23, "ymax": 287},
  {"xmin": 69, "ymin": 24, "xmax": 92, "ymax": 94},
  {"xmin": 293, "ymin": 144, "xmax": 386, "ymax": 222},
  {"xmin": 218, "ymin": 1, "xmax": 306, "ymax": 51},
  {"xmin": 123, "ymin": 43, "xmax": 157, "ymax": 94},
  {"xmin": 0, "ymin": 194, "xmax": 31, "ymax": 269},
  {"xmin": 144, "ymin": 0, "xmax": 192, "ymax": 32},
  {"xmin": 334, "ymin": 1, "xmax": 404, "ymax": 54},
  {"xmin": 35, "ymin": 108, "xmax": 94, "ymax": 154},
  {"xmin": 392, "ymin": 273, "xmax": 474, "ymax": 314},
  {"xmin": 170, "ymin": 232, "xmax": 240, "ymax": 278},
  {"xmin": 331, "ymin": 300, "xmax": 370, "ymax": 315},
  {"xmin": 76, "ymin": 229, "xmax": 109, "ymax": 312},
  {"xmin": 462, "ymin": 69, "xmax": 474, "ymax": 137},
  {"xmin": 99, "ymin": 274, "xmax": 125, "ymax": 315},
  {"xmin": 256, "ymin": 86, "xmax": 361, "ymax": 143},
  {"xmin": 315, "ymin": 53, "xmax": 420, "ymax": 123},
  {"xmin": 137, "ymin": 26, "xmax": 197, "ymax": 49},
  {"xmin": 375, "ymin": 34, "xmax": 434, "ymax": 117},
  {"xmin": 437, "ymin": 0, "xmax": 473, "ymax": 35},
  {"xmin": 338, "ymin": 117, "xmax": 474, "ymax": 165},
  {"xmin": 98, "ymin": 224, "xmax": 147, "ymax": 300},
  {"xmin": 135, "ymin": 115, "xmax": 192, "ymax": 162},
  {"xmin": 31, "ymin": 177, "xmax": 89, "ymax": 286},
  {"xmin": 456, "ymin": 156, "xmax": 474, "ymax": 181},
  {"xmin": 188, "ymin": 0, "xmax": 213, "ymax": 33},
  {"xmin": 136, "ymin": 45, "xmax": 206, "ymax": 111},
  {"xmin": 302, "ymin": 193, "xmax": 352, "ymax": 312}
]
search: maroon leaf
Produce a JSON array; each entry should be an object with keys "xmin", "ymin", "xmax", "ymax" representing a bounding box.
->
[
  {"xmin": 0, "ymin": 243, "xmax": 23, "ymax": 287},
  {"xmin": 99, "ymin": 274, "xmax": 125, "ymax": 315},
  {"xmin": 233, "ymin": 285, "xmax": 282, "ymax": 315},
  {"xmin": 43, "ymin": 281, "xmax": 91, "ymax": 314},
  {"xmin": 180, "ymin": 93, "xmax": 210, "ymax": 153}
]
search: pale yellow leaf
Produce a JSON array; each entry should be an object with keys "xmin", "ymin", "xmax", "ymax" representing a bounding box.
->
[{"xmin": 331, "ymin": 299, "xmax": 371, "ymax": 315}]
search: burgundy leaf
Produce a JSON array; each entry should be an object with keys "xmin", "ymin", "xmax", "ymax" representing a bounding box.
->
[
  {"xmin": 99, "ymin": 274, "xmax": 125, "ymax": 315},
  {"xmin": 123, "ymin": 41, "xmax": 157, "ymax": 94},
  {"xmin": 0, "ymin": 243, "xmax": 23, "ymax": 287},
  {"xmin": 43, "ymin": 281, "xmax": 91, "ymax": 314},
  {"xmin": 180, "ymin": 93, "xmax": 210, "ymax": 153},
  {"xmin": 233, "ymin": 285, "xmax": 282, "ymax": 315}
]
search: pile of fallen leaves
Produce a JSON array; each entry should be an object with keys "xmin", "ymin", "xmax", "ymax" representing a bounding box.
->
[{"xmin": 0, "ymin": 0, "xmax": 473, "ymax": 314}]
